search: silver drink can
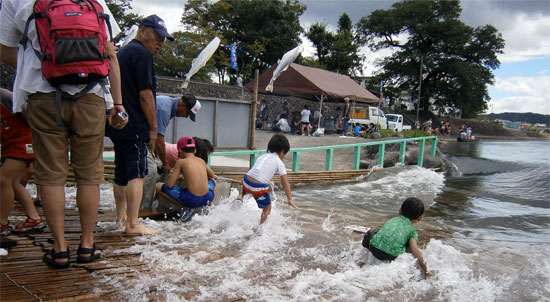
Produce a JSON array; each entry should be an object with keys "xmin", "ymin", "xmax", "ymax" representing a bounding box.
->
[{"xmin": 117, "ymin": 111, "xmax": 129, "ymax": 121}]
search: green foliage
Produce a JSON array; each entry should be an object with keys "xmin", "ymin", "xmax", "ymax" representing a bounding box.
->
[
  {"xmin": 105, "ymin": 0, "xmax": 142, "ymax": 42},
  {"xmin": 181, "ymin": 0, "xmax": 306, "ymax": 84},
  {"xmin": 401, "ymin": 129, "xmax": 431, "ymax": 137},
  {"xmin": 378, "ymin": 128, "xmax": 396, "ymax": 138},
  {"xmin": 304, "ymin": 13, "xmax": 363, "ymax": 76},
  {"xmin": 356, "ymin": 0, "xmax": 504, "ymax": 118},
  {"xmin": 154, "ymin": 32, "xmax": 213, "ymax": 82}
]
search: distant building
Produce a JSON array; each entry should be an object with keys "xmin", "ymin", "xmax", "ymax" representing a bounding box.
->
[
  {"xmin": 520, "ymin": 122, "xmax": 532, "ymax": 129},
  {"xmin": 498, "ymin": 120, "xmax": 521, "ymax": 129}
]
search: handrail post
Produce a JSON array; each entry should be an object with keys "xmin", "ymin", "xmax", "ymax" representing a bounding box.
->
[
  {"xmin": 430, "ymin": 137, "xmax": 437, "ymax": 156},
  {"xmin": 325, "ymin": 148, "xmax": 334, "ymax": 171},
  {"xmin": 353, "ymin": 146, "xmax": 361, "ymax": 170},
  {"xmin": 293, "ymin": 151, "xmax": 301, "ymax": 172},
  {"xmin": 417, "ymin": 139, "xmax": 426, "ymax": 167},
  {"xmin": 378, "ymin": 143, "xmax": 385, "ymax": 167},
  {"xmin": 399, "ymin": 141, "xmax": 406, "ymax": 164}
]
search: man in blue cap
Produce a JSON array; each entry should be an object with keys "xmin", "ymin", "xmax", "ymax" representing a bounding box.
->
[{"xmin": 106, "ymin": 15, "xmax": 174, "ymax": 235}]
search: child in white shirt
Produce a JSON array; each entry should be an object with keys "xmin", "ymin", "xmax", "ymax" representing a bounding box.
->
[{"xmin": 236, "ymin": 134, "xmax": 298, "ymax": 224}]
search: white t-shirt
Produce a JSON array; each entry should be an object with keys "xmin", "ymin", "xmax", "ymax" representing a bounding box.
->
[
  {"xmin": 247, "ymin": 152, "xmax": 287, "ymax": 184},
  {"xmin": 0, "ymin": 0, "xmax": 121, "ymax": 113},
  {"xmin": 301, "ymin": 109, "xmax": 311, "ymax": 123}
]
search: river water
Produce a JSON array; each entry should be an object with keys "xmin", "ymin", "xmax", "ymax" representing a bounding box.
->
[{"xmin": 62, "ymin": 140, "xmax": 549, "ymax": 301}]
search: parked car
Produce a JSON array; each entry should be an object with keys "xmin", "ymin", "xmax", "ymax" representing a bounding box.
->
[
  {"xmin": 348, "ymin": 106, "xmax": 387, "ymax": 129},
  {"xmin": 386, "ymin": 114, "xmax": 412, "ymax": 132}
]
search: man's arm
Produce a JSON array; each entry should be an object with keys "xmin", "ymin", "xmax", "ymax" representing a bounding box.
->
[
  {"xmin": 105, "ymin": 41, "xmax": 127, "ymax": 129},
  {"xmin": 155, "ymin": 134, "xmax": 171, "ymax": 174},
  {"xmin": 139, "ymin": 88, "xmax": 157, "ymax": 150},
  {"xmin": 0, "ymin": 45, "xmax": 17, "ymax": 68}
]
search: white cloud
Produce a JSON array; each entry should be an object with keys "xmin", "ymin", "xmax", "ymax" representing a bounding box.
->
[
  {"xmin": 498, "ymin": 13, "xmax": 550, "ymax": 63},
  {"xmin": 489, "ymin": 75, "xmax": 550, "ymax": 114},
  {"xmin": 489, "ymin": 95, "xmax": 549, "ymax": 114},
  {"xmin": 130, "ymin": 2, "xmax": 184, "ymax": 32}
]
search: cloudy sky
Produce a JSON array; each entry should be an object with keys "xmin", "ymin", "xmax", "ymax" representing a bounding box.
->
[{"xmin": 128, "ymin": 0, "xmax": 550, "ymax": 115}]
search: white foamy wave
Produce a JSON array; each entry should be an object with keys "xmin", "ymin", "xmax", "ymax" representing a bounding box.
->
[
  {"xmin": 100, "ymin": 200, "xmax": 519, "ymax": 302},
  {"xmin": 308, "ymin": 166, "xmax": 445, "ymax": 209}
]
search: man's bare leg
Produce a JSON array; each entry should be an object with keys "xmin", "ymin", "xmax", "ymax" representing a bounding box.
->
[
  {"xmin": 113, "ymin": 183, "xmax": 127, "ymax": 229},
  {"xmin": 41, "ymin": 185, "xmax": 68, "ymax": 265},
  {"xmin": 76, "ymin": 184, "xmax": 101, "ymax": 258},
  {"xmin": 125, "ymin": 178, "xmax": 156, "ymax": 235}
]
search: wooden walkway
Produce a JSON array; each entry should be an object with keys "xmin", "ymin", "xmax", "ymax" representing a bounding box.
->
[{"xmin": 0, "ymin": 205, "xmax": 170, "ymax": 301}]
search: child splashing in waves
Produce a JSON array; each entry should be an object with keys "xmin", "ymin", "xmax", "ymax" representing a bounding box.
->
[
  {"xmin": 235, "ymin": 134, "xmax": 298, "ymax": 224},
  {"xmin": 362, "ymin": 197, "xmax": 428, "ymax": 276}
]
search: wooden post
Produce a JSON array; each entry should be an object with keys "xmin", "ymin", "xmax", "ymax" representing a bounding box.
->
[{"xmin": 249, "ymin": 69, "xmax": 259, "ymax": 150}]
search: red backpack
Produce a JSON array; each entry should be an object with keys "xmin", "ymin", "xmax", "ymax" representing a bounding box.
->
[{"xmin": 20, "ymin": 0, "xmax": 113, "ymax": 126}]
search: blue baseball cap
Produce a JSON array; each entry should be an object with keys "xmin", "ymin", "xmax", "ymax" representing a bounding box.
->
[{"xmin": 140, "ymin": 15, "xmax": 174, "ymax": 42}]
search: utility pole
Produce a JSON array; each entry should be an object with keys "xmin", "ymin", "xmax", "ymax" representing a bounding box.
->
[{"xmin": 416, "ymin": 54, "xmax": 423, "ymax": 129}]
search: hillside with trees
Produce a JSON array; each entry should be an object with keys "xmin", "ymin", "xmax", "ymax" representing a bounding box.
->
[{"xmin": 482, "ymin": 112, "xmax": 550, "ymax": 125}]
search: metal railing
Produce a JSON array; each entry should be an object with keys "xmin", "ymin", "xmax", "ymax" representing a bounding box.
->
[{"xmin": 209, "ymin": 136, "xmax": 438, "ymax": 172}]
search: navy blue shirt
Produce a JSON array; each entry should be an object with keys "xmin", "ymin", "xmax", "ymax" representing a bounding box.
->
[{"xmin": 106, "ymin": 40, "xmax": 156, "ymax": 141}]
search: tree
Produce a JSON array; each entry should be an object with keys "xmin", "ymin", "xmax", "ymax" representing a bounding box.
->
[
  {"xmin": 181, "ymin": 0, "xmax": 306, "ymax": 84},
  {"xmin": 105, "ymin": 0, "xmax": 142, "ymax": 41},
  {"xmin": 305, "ymin": 23, "xmax": 333, "ymax": 67},
  {"xmin": 356, "ymin": 0, "xmax": 504, "ymax": 118},
  {"xmin": 304, "ymin": 13, "xmax": 363, "ymax": 76}
]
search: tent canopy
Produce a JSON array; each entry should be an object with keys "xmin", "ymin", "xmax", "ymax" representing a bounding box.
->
[{"xmin": 245, "ymin": 63, "xmax": 379, "ymax": 103}]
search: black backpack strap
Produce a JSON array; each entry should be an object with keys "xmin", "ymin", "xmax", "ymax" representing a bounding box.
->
[
  {"xmin": 88, "ymin": 0, "xmax": 113, "ymax": 42},
  {"xmin": 20, "ymin": 11, "xmax": 46, "ymax": 61},
  {"xmin": 100, "ymin": 13, "xmax": 114, "ymax": 42},
  {"xmin": 54, "ymin": 87, "xmax": 63, "ymax": 128},
  {"xmin": 54, "ymin": 81, "xmax": 99, "ymax": 128}
]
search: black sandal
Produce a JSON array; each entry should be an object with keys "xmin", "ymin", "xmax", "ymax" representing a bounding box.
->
[
  {"xmin": 76, "ymin": 244, "xmax": 103, "ymax": 263},
  {"xmin": 43, "ymin": 247, "xmax": 70, "ymax": 269}
]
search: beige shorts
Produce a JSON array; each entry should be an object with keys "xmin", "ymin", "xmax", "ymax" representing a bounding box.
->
[{"xmin": 27, "ymin": 92, "xmax": 106, "ymax": 186}]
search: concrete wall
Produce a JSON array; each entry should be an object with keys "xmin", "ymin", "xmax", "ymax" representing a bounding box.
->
[{"xmin": 159, "ymin": 76, "xmax": 352, "ymax": 129}]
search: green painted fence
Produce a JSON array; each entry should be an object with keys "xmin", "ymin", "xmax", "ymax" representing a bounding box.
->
[{"xmin": 209, "ymin": 136, "xmax": 438, "ymax": 172}]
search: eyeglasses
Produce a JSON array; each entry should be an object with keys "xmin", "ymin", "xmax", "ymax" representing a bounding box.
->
[{"xmin": 149, "ymin": 28, "xmax": 165, "ymax": 43}]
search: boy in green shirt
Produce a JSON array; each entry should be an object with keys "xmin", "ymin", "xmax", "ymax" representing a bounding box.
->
[{"xmin": 362, "ymin": 197, "xmax": 428, "ymax": 275}]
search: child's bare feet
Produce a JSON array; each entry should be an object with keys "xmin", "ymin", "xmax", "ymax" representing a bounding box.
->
[{"xmin": 124, "ymin": 223, "xmax": 157, "ymax": 235}]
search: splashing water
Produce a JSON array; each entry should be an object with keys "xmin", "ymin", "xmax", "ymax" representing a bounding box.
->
[{"xmin": 27, "ymin": 152, "xmax": 549, "ymax": 301}]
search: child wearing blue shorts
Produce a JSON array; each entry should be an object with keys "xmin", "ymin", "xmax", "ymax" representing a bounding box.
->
[
  {"xmin": 236, "ymin": 134, "xmax": 298, "ymax": 224},
  {"xmin": 155, "ymin": 137, "xmax": 215, "ymax": 221}
]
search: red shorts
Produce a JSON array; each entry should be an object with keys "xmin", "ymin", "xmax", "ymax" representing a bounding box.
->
[{"xmin": 1, "ymin": 105, "xmax": 34, "ymax": 161}]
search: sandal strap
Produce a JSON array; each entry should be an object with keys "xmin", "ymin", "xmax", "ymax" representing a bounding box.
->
[
  {"xmin": 77, "ymin": 243, "xmax": 100, "ymax": 255},
  {"xmin": 50, "ymin": 247, "xmax": 70, "ymax": 259}
]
